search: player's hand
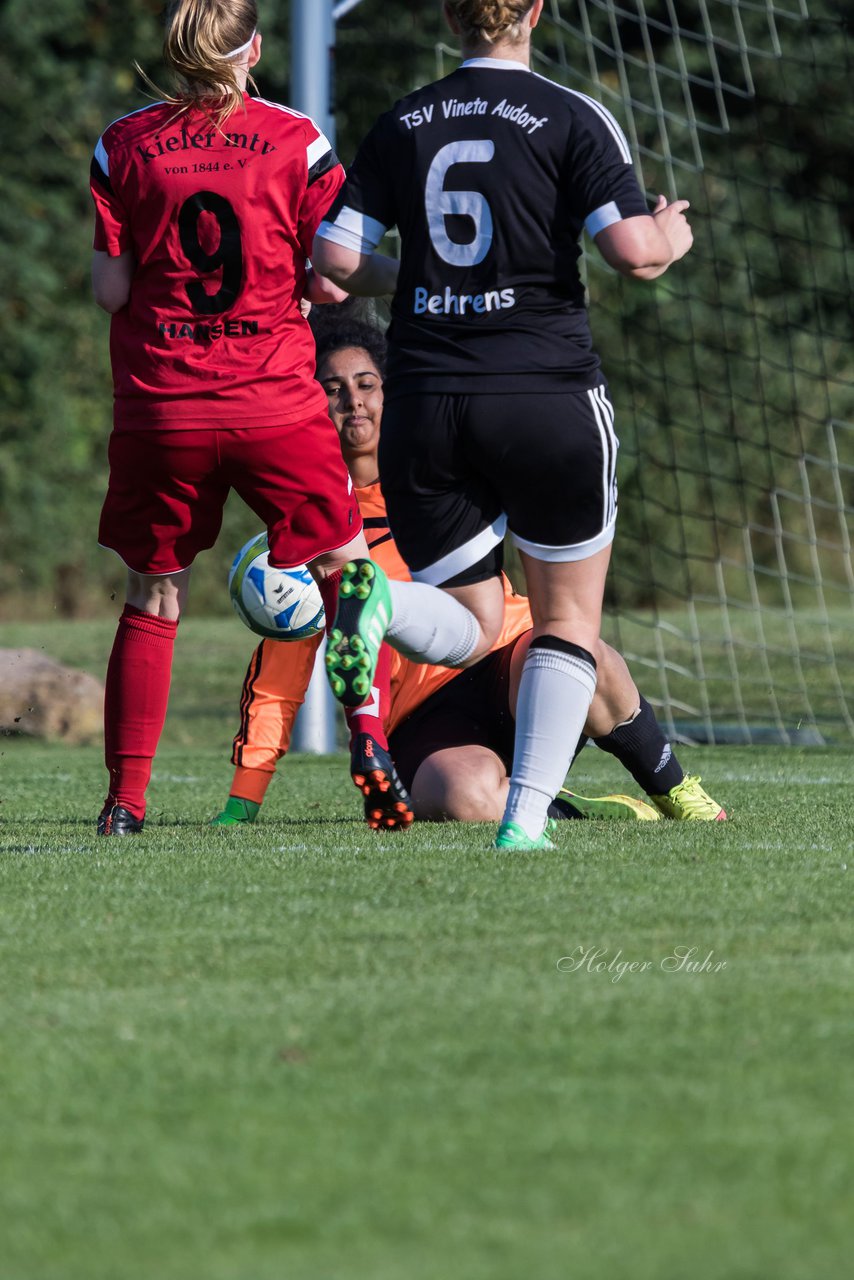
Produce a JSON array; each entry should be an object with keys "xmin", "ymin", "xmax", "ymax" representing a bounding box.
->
[
  {"xmin": 299, "ymin": 298, "xmax": 312, "ymax": 318},
  {"xmin": 652, "ymin": 194, "xmax": 693, "ymax": 262}
]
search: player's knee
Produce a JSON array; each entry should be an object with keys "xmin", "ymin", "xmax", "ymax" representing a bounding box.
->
[
  {"xmin": 311, "ymin": 533, "xmax": 369, "ymax": 577},
  {"xmin": 412, "ymin": 756, "xmax": 505, "ymax": 822},
  {"xmin": 126, "ymin": 569, "xmax": 189, "ymax": 620},
  {"xmin": 446, "ymin": 770, "xmax": 501, "ymax": 820},
  {"xmin": 457, "ymin": 623, "xmax": 501, "ymax": 668}
]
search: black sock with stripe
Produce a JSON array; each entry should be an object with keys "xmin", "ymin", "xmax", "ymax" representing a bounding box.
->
[{"xmin": 593, "ymin": 696, "xmax": 684, "ymax": 796}]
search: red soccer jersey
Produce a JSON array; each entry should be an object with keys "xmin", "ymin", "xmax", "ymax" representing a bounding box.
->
[{"xmin": 90, "ymin": 95, "xmax": 344, "ymax": 431}]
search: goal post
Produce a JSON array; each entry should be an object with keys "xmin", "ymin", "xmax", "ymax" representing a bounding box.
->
[
  {"xmin": 288, "ymin": 0, "xmax": 369, "ymax": 753},
  {"xmin": 290, "ymin": 0, "xmax": 335, "ymax": 143},
  {"xmin": 290, "ymin": 0, "xmax": 368, "ymax": 143}
]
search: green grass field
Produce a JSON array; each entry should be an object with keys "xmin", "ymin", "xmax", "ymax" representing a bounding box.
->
[{"xmin": 1, "ymin": 620, "xmax": 853, "ymax": 1278}]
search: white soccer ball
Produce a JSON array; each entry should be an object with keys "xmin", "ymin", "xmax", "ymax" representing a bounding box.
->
[{"xmin": 228, "ymin": 533, "xmax": 325, "ymax": 641}]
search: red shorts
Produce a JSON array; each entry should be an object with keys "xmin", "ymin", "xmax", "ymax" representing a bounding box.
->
[{"xmin": 99, "ymin": 413, "xmax": 361, "ymax": 574}]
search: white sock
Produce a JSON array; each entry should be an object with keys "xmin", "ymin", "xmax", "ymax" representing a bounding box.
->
[
  {"xmin": 386, "ymin": 580, "xmax": 480, "ymax": 666},
  {"xmin": 504, "ymin": 640, "xmax": 598, "ymax": 839}
]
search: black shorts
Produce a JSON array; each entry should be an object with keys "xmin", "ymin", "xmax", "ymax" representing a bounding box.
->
[
  {"xmin": 388, "ymin": 638, "xmax": 520, "ymax": 793},
  {"xmin": 378, "ymin": 383, "xmax": 618, "ymax": 587}
]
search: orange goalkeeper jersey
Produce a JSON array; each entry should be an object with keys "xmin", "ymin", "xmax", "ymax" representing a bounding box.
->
[{"xmin": 231, "ymin": 481, "xmax": 533, "ymax": 770}]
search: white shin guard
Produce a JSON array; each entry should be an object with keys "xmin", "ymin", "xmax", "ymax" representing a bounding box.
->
[
  {"xmin": 504, "ymin": 639, "xmax": 598, "ymax": 839},
  {"xmin": 386, "ymin": 580, "xmax": 481, "ymax": 667}
]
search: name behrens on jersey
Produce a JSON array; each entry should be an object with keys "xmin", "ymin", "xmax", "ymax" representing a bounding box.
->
[{"xmin": 414, "ymin": 285, "xmax": 517, "ymax": 316}]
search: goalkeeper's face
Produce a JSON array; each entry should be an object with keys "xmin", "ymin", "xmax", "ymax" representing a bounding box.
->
[{"xmin": 318, "ymin": 346, "xmax": 384, "ymax": 465}]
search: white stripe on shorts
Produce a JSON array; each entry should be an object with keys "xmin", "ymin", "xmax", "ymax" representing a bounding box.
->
[
  {"xmin": 510, "ymin": 385, "xmax": 618, "ymax": 563},
  {"xmin": 588, "ymin": 385, "xmax": 619, "ymax": 526},
  {"xmin": 410, "ymin": 513, "xmax": 508, "ymax": 586},
  {"xmin": 512, "ymin": 518, "xmax": 616, "ymax": 563}
]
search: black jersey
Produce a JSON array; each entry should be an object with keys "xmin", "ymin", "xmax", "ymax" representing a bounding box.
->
[{"xmin": 318, "ymin": 58, "xmax": 650, "ymax": 396}]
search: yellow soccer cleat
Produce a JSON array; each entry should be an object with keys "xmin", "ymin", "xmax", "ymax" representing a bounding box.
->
[
  {"xmin": 650, "ymin": 775, "xmax": 726, "ymax": 821},
  {"xmin": 556, "ymin": 789, "xmax": 661, "ymax": 821}
]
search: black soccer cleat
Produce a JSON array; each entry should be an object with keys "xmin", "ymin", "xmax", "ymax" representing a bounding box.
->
[
  {"xmin": 97, "ymin": 804, "xmax": 145, "ymax": 836},
  {"xmin": 350, "ymin": 732, "xmax": 414, "ymax": 832}
]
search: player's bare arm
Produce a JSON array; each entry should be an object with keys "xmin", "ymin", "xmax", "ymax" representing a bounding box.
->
[
  {"xmin": 311, "ymin": 236, "xmax": 399, "ymax": 298},
  {"xmin": 303, "ymin": 267, "xmax": 350, "ymax": 305},
  {"xmin": 595, "ymin": 196, "xmax": 693, "ymax": 281},
  {"xmin": 91, "ymin": 249, "xmax": 134, "ymax": 313}
]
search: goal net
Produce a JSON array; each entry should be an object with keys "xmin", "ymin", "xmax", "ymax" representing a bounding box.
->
[{"xmin": 434, "ymin": 1, "xmax": 854, "ymax": 745}]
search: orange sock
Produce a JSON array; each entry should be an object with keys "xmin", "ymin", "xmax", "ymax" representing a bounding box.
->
[{"xmin": 230, "ymin": 765, "xmax": 275, "ymax": 805}]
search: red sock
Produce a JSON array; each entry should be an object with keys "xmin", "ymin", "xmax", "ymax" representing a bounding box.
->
[
  {"xmin": 317, "ymin": 568, "xmax": 343, "ymax": 636},
  {"xmin": 345, "ymin": 642, "xmax": 392, "ymax": 751},
  {"xmin": 104, "ymin": 605, "xmax": 178, "ymax": 819}
]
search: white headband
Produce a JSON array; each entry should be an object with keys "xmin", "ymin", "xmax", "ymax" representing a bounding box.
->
[{"xmin": 223, "ymin": 29, "xmax": 256, "ymax": 59}]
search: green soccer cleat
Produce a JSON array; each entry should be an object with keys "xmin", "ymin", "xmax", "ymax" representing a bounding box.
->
[
  {"xmin": 650, "ymin": 775, "xmax": 726, "ymax": 821},
  {"xmin": 325, "ymin": 559, "xmax": 392, "ymax": 708},
  {"xmin": 210, "ymin": 796, "xmax": 260, "ymax": 827},
  {"xmin": 494, "ymin": 818, "xmax": 557, "ymax": 851},
  {"xmin": 554, "ymin": 788, "xmax": 661, "ymax": 821}
]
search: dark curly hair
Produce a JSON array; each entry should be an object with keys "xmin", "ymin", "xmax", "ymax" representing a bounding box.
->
[{"xmin": 313, "ymin": 314, "xmax": 388, "ymax": 379}]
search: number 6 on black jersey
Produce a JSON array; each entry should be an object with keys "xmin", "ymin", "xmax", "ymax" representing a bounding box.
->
[{"xmin": 425, "ymin": 140, "xmax": 495, "ymax": 267}]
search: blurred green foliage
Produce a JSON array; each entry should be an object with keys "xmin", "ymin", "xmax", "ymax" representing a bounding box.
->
[
  {"xmin": 0, "ymin": 0, "xmax": 443, "ymax": 617},
  {"xmin": 1, "ymin": 0, "xmax": 852, "ymax": 624}
]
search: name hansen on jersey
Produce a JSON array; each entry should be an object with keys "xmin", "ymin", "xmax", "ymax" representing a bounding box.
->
[{"xmin": 318, "ymin": 60, "xmax": 650, "ymax": 393}]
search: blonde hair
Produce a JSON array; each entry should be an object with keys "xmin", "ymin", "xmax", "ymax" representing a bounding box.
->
[
  {"xmin": 446, "ymin": 0, "xmax": 536, "ymax": 45},
  {"xmin": 140, "ymin": 0, "xmax": 258, "ymax": 126}
]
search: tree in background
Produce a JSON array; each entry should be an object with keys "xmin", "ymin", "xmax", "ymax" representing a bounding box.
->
[
  {"xmin": 1, "ymin": 0, "xmax": 851, "ymax": 628},
  {"xmin": 1, "ymin": 0, "xmax": 161, "ymax": 612},
  {"xmin": 0, "ymin": 0, "xmax": 441, "ymax": 617}
]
